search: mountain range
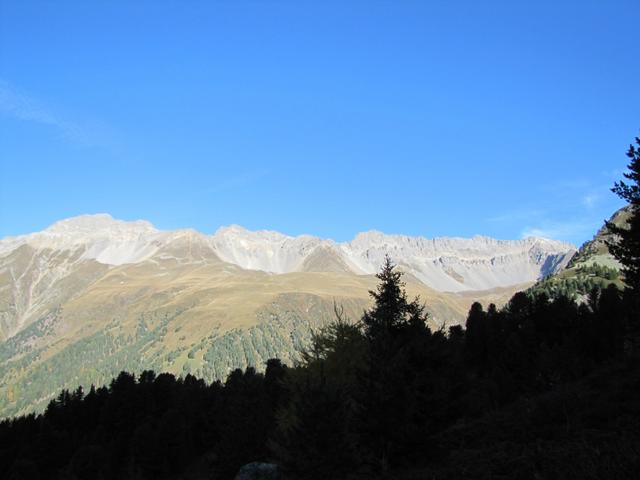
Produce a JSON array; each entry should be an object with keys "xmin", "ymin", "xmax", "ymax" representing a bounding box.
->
[{"xmin": 0, "ymin": 214, "xmax": 576, "ymax": 416}]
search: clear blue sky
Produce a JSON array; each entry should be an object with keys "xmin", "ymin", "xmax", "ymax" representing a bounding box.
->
[{"xmin": 1, "ymin": 1, "xmax": 638, "ymax": 245}]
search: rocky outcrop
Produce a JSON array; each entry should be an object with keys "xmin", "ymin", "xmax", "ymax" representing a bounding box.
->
[{"xmin": 234, "ymin": 462, "xmax": 281, "ymax": 480}]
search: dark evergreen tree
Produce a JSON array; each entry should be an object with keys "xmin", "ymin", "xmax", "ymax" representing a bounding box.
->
[
  {"xmin": 594, "ymin": 283, "xmax": 625, "ymax": 359},
  {"xmin": 217, "ymin": 367, "xmax": 270, "ymax": 477},
  {"xmin": 361, "ymin": 256, "xmax": 427, "ymax": 340},
  {"xmin": 130, "ymin": 421, "xmax": 160, "ymax": 479},
  {"xmin": 270, "ymin": 370, "xmax": 357, "ymax": 480},
  {"xmin": 156, "ymin": 409, "xmax": 189, "ymax": 476},
  {"xmin": 465, "ymin": 302, "xmax": 487, "ymax": 369},
  {"xmin": 68, "ymin": 445, "xmax": 108, "ymax": 480},
  {"xmin": 356, "ymin": 256, "xmax": 432, "ymax": 471},
  {"xmin": 264, "ymin": 358, "xmax": 288, "ymax": 432},
  {"xmin": 607, "ymin": 135, "xmax": 640, "ymax": 294}
]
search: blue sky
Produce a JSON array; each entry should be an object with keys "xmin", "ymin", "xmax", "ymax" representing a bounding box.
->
[{"xmin": 1, "ymin": 1, "xmax": 638, "ymax": 246}]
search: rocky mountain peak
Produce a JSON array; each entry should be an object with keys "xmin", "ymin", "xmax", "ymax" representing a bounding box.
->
[{"xmin": 0, "ymin": 214, "xmax": 577, "ymax": 290}]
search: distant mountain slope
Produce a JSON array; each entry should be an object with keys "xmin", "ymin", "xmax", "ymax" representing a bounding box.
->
[
  {"xmin": 2, "ymin": 214, "xmax": 575, "ymax": 289},
  {"xmin": 567, "ymin": 206, "xmax": 631, "ymax": 270},
  {"xmin": 212, "ymin": 225, "xmax": 575, "ymax": 292},
  {"xmin": 528, "ymin": 207, "xmax": 630, "ymax": 299},
  {"xmin": 0, "ymin": 214, "xmax": 576, "ymax": 417},
  {"xmin": 0, "ymin": 215, "xmax": 576, "ymax": 340}
]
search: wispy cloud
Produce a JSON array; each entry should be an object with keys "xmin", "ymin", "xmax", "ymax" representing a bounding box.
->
[
  {"xmin": 582, "ymin": 192, "xmax": 602, "ymax": 208},
  {"xmin": 0, "ymin": 79, "xmax": 108, "ymax": 148},
  {"xmin": 204, "ymin": 168, "xmax": 270, "ymax": 194},
  {"xmin": 601, "ymin": 167, "xmax": 626, "ymax": 180},
  {"xmin": 486, "ymin": 207, "xmax": 545, "ymax": 223},
  {"xmin": 541, "ymin": 178, "xmax": 592, "ymax": 192},
  {"xmin": 521, "ymin": 220, "xmax": 595, "ymax": 243},
  {"xmin": 490, "ymin": 175, "xmax": 623, "ymax": 245}
]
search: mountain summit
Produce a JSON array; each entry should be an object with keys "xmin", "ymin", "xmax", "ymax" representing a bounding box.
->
[{"xmin": 1, "ymin": 214, "xmax": 575, "ymax": 291}]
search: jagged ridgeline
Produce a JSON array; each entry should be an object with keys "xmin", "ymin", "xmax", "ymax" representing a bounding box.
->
[
  {"xmin": 528, "ymin": 207, "xmax": 630, "ymax": 300},
  {"xmin": 0, "ymin": 215, "xmax": 575, "ymax": 417}
]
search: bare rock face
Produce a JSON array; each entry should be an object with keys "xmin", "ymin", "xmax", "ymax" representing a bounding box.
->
[
  {"xmin": 1, "ymin": 214, "xmax": 575, "ymax": 293},
  {"xmin": 210, "ymin": 223, "xmax": 576, "ymax": 292}
]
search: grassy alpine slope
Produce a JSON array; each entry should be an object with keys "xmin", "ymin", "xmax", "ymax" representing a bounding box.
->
[{"xmin": 0, "ymin": 255, "xmax": 523, "ymax": 418}]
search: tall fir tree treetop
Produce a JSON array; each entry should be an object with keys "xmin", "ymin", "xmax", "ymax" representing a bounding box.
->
[
  {"xmin": 361, "ymin": 256, "xmax": 428, "ymax": 340},
  {"xmin": 612, "ymin": 137, "xmax": 640, "ymax": 207},
  {"xmin": 607, "ymin": 135, "xmax": 640, "ymax": 293}
]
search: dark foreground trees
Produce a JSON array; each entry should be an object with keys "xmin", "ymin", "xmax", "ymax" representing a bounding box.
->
[
  {"xmin": 271, "ymin": 257, "xmax": 447, "ymax": 477},
  {"xmin": 279, "ymin": 273, "xmax": 638, "ymax": 480},
  {"xmin": 0, "ymin": 259, "xmax": 637, "ymax": 480}
]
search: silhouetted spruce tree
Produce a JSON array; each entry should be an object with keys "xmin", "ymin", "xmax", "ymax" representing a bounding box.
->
[
  {"xmin": 264, "ymin": 358, "xmax": 288, "ymax": 435},
  {"xmin": 465, "ymin": 302, "xmax": 488, "ymax": 370},
  {"xmin": 300, "ymin": 308, "xmax": 366, "ymax": 387},
  {"xmin": 607, "ymin": 136, "xmax": 640, "ymax": 294},
  {"xmin": 130, "ymin": 420, "xmax": 160, "ymax": 479},
  {"xmin": 594, "ymin": 283, "xmax": 625, "ymax": 359},
  {"xmin": 270, "ymin": 310, "xmax": 364, "ymax": 479},
  {"xmin": 217, "ymin": 367, "xmax": 270, "ymax": 477},
  {"xmin": 361, "ymin": 256, "xmax": 427, "ymax": 340},
  {"xmin": 270, "ymin": 368, "xmax": 357, "ymax": 480},
  {"xmin": 357, "ymin": 256, "xmax": 432, "ymax": 471},
  {"xmin": 68, "ymin": 445, "xmax": 108, "ymax": 480},
  {"xmin": 156, "ymin": 409, "xmax": 189, "ymax": 476}
]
